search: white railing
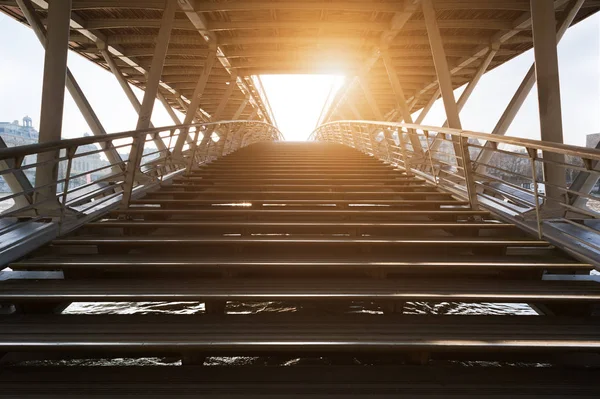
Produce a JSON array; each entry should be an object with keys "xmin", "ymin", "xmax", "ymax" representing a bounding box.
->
[{"xmin": 311, "ymin": 121, "xmax": 600, "ymax": 267}]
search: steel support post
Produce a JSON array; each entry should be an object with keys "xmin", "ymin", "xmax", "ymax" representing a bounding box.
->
[
  {"xmin": 173, "ymin": 45, "xmax": 218, "ymax": 156},
  {"xmin": 475, "ymin": 0, "xmax": 583, "ymax": 174},
  {"xmin": 121, "ymin": 0, "xmax": 176, "ymax": 209},
  {"xmin": 34, "ymin": 0, "xmax": 71, "ymax": 207},
  {"xmin": 570, "ymin": 138, "xmax": 600, "ymax": 208},
  {"xmin": 423, "ymin": 0, "xmax": 478, "ymax": 208},
  {"xmin": 17, "ymin": 0, "xmax": 125, "ymax": 177},
  {"xmin": 381, "ymin": 48, "xmax": 424, "ymax": 155},
  {"xmin": 429, "ymin": 47, "xmax": 498, "ymax": 152},
  {"xmin": 530, "ymin": 0, "xmax": 567, "ymax": 206}
]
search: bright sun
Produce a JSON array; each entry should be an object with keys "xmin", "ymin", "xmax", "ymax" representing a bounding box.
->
[{"xmin": 258, "ymin": 75, "xmax": 345, "ymax": 141}]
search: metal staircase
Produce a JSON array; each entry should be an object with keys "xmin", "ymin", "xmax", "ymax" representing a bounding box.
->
[{"xmin": 1, "ymin": 141, "xmax": 599, "ymax": 397}]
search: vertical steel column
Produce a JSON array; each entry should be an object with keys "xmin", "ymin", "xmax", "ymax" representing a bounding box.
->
[
  {"xmin": 475, "ymin": 0, "xmax": 584, "ymax": 174},
  {"xmin": 18, "ymin": 0, "xmax": 124, "ymax": 176},
  {"xmin": 121, "ymin": 0, "xmax": 176, "ymax": 209},
  {"xmin": 530, "ymin": 0, "xmax": 567, "ymax": 205},
  {"xmin": 173, "ymin": 45, "xmax": 218, "ymax": 156},
  {"xmin": 423, "ymin": 0, "xmax": 477, "ymax": 208},
  {"xmin": 381, "ymin": 48, "xmax": 424, "ymax": 155},
  {"xmin": 34, "ymin": 0, "xmax": 72, "ymax": 206}
]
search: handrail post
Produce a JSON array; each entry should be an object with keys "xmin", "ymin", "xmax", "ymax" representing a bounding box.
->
[
  {"xmin": 58, "ymin": 146, "xmax": 76, "ymax": 234},
  {"xmin": 186, "ymin": 127, "xmax": 203, "ymax": 174},
  {"xmin": 383, "ymin": 128, "xmax": 395, "ymax": 164},
  {"xmin": 527, "ymin": 147, "xmax": 544, "ymax": 239},
  {"xmin": 119, "ymin": 134, "xmax": 147, "ymax": 210},
  {"xmin": 423, "ymin": 130, "xmax": 438, "ymax": 185},
  {"xmin": 458, "ymin": 134, "xmax": 479, "ymax": 210},
  {"xmin": 396, "ymin": 129, "xmax": 413, "ymax": 176}
]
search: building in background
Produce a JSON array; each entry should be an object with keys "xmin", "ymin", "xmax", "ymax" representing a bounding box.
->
[
  {"xmin": 586, "ymin": 133, "xmax": 600, "ymax": 148},
  {"xmin": 0, "ymin": 117, "xmax": 108, "ymax": 192}
]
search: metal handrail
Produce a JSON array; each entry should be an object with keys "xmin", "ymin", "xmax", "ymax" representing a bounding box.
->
[
  {"xmin": 0, "ymin": 120, "xmax": 283, "ymax": 222},
  {"xmin": 311, "ymin": 120, "xmax": 600, "ymax": 267}
]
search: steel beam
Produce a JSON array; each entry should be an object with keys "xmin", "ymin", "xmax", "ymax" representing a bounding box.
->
[
  {"xmin": 423, "ymin": 0, "xmax": 478, "ymax": 208},
  {"xmin": 322, "ymin": 1, "xmax": 421, "ymax": 124},
  {"xmin": 422, "ymin": 0, "xmax": 461, "ymax": 130},
  {"xmin": 530, "ymin": 0, "xmax": 567, "ymax": 205},
  {"xmin": 34, "ymin": 0, "xmax": 71, "ymax": 205},
  {"xmin": 136, "ymin": 0, "xmax": 176, "ymax": 131},
  {"xmin": 475, "ymin": 0, "xmax": 583, "ymax": 177},
  {"xmin": 99, "ymin": 49, "xmax": 168, "ymax": 153},
  {"xmin": 429, "ymin": 47, "xmax": 498, "ymax": 151},
  {"xmin": 381, "ymin": 47, "xmax": 424, "ymax": 154},
  {"xmin": 121, "ymin": 0, "xmax": 177, "ymax": 210},
  {"xmin": 173, "ymin": 45, "xmax": 217, "ymax": 156},
  {"xmin": 18, "ymin": 0, "xmax": 125, "ymax": 177}
]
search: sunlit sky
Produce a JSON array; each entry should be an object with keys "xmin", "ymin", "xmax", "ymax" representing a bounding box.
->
[{"xmin": 0, "ymin": 12, "xmax": 598, "ymax": 145}]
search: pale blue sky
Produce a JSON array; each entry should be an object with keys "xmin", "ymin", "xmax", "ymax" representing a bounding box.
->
[{"xmin": 0, "ymin": 12, "xmax": 598, "ymax": 145}]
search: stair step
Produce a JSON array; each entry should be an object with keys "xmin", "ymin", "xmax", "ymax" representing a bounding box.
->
[
  {"xmin": 186, "ymin": 172, "xmax": 404, "ymax": 178},
  {"xmin": 109, "ymin": 208, "xmax": 490, "ymax": 219},
  {"xmin": 52, "ymin": 236, "xmax": 548, "ymax": 248},
  {"xmin": 145, "ymin": 191, "xmax": 454, "ymax": 199},
  {"xmin": 129, "ymin": 199, "xmax": 469, "ymax": 207},
  {"xmin": 87, "ymin": 221, "xmax": 516, "ymax": 231},
  {"xmin": 1, "ymin": 365, "xmax": 597, "ymax": 398},
  {"xmin": 2, "ymin": 278, "xmax": 599, "ymax": 303},
  {"xmin": 163, "ymin": 183, "xmax": 438, "ymax": 192},
  {"xmin": 175, "ymin": 178, "xmax": 425, "ymax": 184},
  {"xmin": 11, "ymin": 256, "xmax": 590, "ymax": 272},
  {"xmin": 0, "ymin": 314, "xmax": 597, "ymax": 352}
]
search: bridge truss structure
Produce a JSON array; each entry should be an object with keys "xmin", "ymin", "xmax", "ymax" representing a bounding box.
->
[{"xmin": 0, "ymin": 0, "xmax": 600, "ymax": 397}]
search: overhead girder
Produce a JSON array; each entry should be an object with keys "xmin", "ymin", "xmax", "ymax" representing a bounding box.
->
[
  {"xmin": 78, "ymin": 18, "xmax": 517, "ymax": 32},
  {"xmin": 18, "ymin": 0, "xmax": 587, "ymax": 12},
  {"xmin": 2, "ymin": 0, "xmax": 597, "ymax": 129},
  {"xmin": 69, "ymin": 32, "xmax": 533, "ymax": 48}
]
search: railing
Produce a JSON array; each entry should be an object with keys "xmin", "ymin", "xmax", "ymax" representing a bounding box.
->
[
  {"xmin": 0, "ymin": 120, "xmax": 282, "ymax": 262},
  {"xmin": 311, "ymin": 121, "xmax": 600, "ymax": 267}
]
